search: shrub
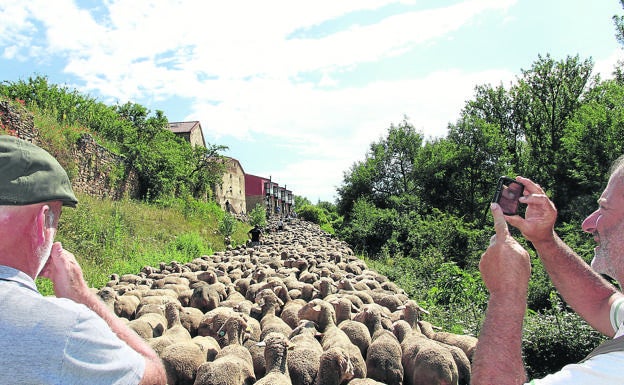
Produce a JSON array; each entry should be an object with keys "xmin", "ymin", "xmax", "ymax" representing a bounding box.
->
[
  {"xmin": 249, "ymin": 203, "xmax": 267, "ymax": 228},
  {"xmin": 522, "ymin": 296, "xmax": 605, "ymax": 379}
]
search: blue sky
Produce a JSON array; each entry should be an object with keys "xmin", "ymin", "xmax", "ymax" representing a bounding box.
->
[{"xmin": 1, "ymin": 0, "xmax": 623, "ymax": 203}]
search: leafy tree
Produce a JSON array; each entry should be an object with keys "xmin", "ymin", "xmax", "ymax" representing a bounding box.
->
[
  {"xmin": 337, "ymin": 118, "xmax": 423, "ymax": 217},
  {"xmin": 248, "ymin": 204, "xmax": 267, "ymax": 228},
  {"xmin": 612, "ymin": 0, "xmax": 624, "ymax": 82},
  {"xmin": 294, "ymin": 195, "xmax": 311, "ymax": 209},
  {"xmin": 516, "ymin": 54, "xmax": 594, "ymax": 213},
  {"xmin": 464, "ymin": 83, "xmax": 526, "ymax": 170},
  {"xmin": 561, "ymin": 79, "xmax": 624, "ymax": 222}
]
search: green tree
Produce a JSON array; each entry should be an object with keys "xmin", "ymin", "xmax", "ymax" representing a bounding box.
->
[
  {"xmin": 560, "ymin": 79, "xmax": 624, "ymax": 221},
  {"xmin": 337, "ymin": 118, "xmax": 423, "ymax": 216},
  {"xmin": 516, "ymin": 54, "xmax": 594, "ymax": 215},
  {"xmin": 249, "ymin": 204, "xmax": 267, "ymax": 228}
]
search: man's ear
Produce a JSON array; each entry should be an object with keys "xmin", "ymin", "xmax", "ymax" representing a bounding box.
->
[{"xmin": 35, "ymin": 205, "xmax": 51, "ymax": 244}]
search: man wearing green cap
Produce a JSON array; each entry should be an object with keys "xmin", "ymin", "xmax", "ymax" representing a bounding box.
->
[{"xmin": 0, "ymin": 136, "xmax": 166, "ymax": 384}]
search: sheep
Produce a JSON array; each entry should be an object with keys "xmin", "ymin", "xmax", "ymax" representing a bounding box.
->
[
  {"xmin": 365, "ymin": 330, "xmax": 403, "ymax": 385},
  {"xmin": 288, "ymin": 321, "xmax": 323, "ymax": 385},
  {"xmin": 149, "ymin": 302, "xmax": 192, "ymax": 355},
  {"xmin": 330, "ymin": 297, "xmax": 371, "ymax": 358},
  {"xmin": 399, "ymin": 300, "xmax": 430, "ymax": 329},
  {"xmin": 356, "ymin": 304, "xmax": 403, "ymax": 385},
  {"xmin": 197, "ymin": 307, "xmax": 238, "ymax": 345},
  {"xmin": 194, "ymin": 315, "xmax": 256, "ymax": 385},
  {"xmin": 179, "ymin": 306, "xmax": 204, "ymax": 337},
  {"xmin": 297, "ymin": 299, "xmax": 367, "ymax": 380},
  {"xmin": 391, "ymin": 320, "xmax": 413, "ymax": 343},
  {"xmin": 190, "ymin": 284, "xmax": 221, "ymax": 313},
  {"xmin": 128, "ymin": 309, "xmax": 167, "ymax": 339},
  {"xmin": 161, "ymin": 341, "xmax": 207, "ymax": 385},
  {"xmin": 314, "ymin": 347, "xmax": 355, "ymax": 385},
  {"xmin": 191, "ymin": 335, "xmax": 221, "ymax": 361},
  {"xmin": 114, "ymin": 293, "xmax": 141, "ymax": 319},
  {"xmin": 280, "ymin": 298, "xmax": 306, "ymax": 329},
  {"xmin": 136, "ymin": 302, "xmax": 166, "ymax": 319},
  {"xmin": 163, "ymin": 302, "xmax": 193, "ymax": 341},
  {"xmin": 400, "ymin": 328, "xmax": 458, "ymax": 385},
  {"xmin": 418, "ymin": 320, "xmax": 478, "ymax": 361},
  {"xmin": 255, "ymin": 332, "xmax": 294, "ymax": 385},
  {"xmin": 256, "ymin": 288, "xmax": 293, "ymax": 340}
]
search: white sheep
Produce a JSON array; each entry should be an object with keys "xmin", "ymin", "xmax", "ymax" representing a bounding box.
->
[{"xmin": 255, "ymin": 332, "xmax": 294, "ymax": 385}]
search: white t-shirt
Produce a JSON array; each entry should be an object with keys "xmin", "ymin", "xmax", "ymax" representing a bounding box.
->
[
  {"xmin": 527, "ymin": 296, "xmax": 624, "ymax": 384},
  {"xmin": 0, "ymin": 265, "xmax": 145, "ymax": 385}
]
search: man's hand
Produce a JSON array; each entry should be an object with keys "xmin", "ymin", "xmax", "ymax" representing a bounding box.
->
[
  {"xmin": 39, "ymin": 242, "xmax": 91, "ymax": 302},
  {"xmin": 472, "ymin": 203, "xmax": 531, "ymax": 385},
  {"xmin": 480, "ymin": 203, "xmax": 531, "ymax": 297},
  {"xmin": 506, "ymin": 176, "xmax": 557, "ymax": 245}
]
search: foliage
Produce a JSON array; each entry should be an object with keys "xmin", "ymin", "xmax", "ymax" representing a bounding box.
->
[
  {"xmin": 294, "ymin": 195, "xmax": 311, "ymax": 208},
  {"xmin": 218, "ymin": 212, "xmax": 236, "ymax": 242},
  {"xmin": 296, "ymin": 201, "xmax": 340, "ymax": 234},
  {"xmin": 522, "ymin": 296, "xmax": 605, "ymax": 380},
  {"xmin": 249, "ymin": 203, "xmax": 267, "ymax": 228}
]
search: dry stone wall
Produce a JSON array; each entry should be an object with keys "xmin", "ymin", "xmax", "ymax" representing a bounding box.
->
[{"xmin": 0, "ymin": 100, "xmax": 140, "ymax": 200}]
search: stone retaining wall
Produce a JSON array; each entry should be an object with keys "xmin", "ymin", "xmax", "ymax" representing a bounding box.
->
[{"xmin": 0, "ymin": 100, "xmax": 140, "ymax": 200}]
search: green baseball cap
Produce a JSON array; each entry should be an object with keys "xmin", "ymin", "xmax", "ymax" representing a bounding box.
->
[{"xmin": 0, "ymin": 136, "xmax": 78, "ymax": 207}]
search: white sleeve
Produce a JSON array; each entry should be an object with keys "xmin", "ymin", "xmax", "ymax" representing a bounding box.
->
[
  {"xmin": 610, "ymin": 296, "xmax": 624, "ymax": 337},
  {"xmin": 526, "ymin": 351, "xmax": 624, "ymax": 385}
]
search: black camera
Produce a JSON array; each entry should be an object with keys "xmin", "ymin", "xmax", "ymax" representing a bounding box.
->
[{"xmin": 492, "ymin": 176, "xmax": 524, "ymax": 215}]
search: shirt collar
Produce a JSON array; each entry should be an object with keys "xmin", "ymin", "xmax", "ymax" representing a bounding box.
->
[{"xmin": 0, "ymin": 265, "xmax": 38, "ymax": 292}]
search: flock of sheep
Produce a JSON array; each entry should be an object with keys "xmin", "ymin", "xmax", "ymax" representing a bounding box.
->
[{"xmin": 98, "ymin": 218, "xmax": 478, "ymax": 385}]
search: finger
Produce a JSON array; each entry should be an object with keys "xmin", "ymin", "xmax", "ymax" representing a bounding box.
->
[
  {"xmin": 491, "ymin": 202, "xmax": 510, "ymax": 238},
  {"xmin": 516, "ymin": 176, "xmax": 545, "ymax": 195}
]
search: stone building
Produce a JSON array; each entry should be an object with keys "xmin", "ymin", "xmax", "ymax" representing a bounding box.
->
[
  {"xmin": 168, "ymin": 121, "xmax": 206, "ymax": 147},
  {"xmin": 214, "ymin": 157, "xmax": 246, "ymax": 214}
]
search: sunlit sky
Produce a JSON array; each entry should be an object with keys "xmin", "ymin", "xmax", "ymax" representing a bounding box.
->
[{"xmin": 1, "ymin": 0, "xmax": 622, "ymax": 202}]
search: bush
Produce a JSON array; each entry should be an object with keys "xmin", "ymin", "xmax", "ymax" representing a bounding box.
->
[
  {"xmin": 218, "ymin": 212, "xmax": 236, "ymax": 237},
  {"xmin": 249, "ymin": 204, "xmax": 267, "ymax": 228},
  {"xmin": 522, "ymin": 296, "xmax": 605, "ymax": 379}
]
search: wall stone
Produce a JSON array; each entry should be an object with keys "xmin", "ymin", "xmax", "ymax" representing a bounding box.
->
[{"xmin": 0, "ymin": 100, "xmax": 140, "ymax": 201}]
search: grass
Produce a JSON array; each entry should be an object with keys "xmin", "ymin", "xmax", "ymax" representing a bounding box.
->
[{"xmin": 36, "ymin": 193, "xmax": 251, "ymax": 295}]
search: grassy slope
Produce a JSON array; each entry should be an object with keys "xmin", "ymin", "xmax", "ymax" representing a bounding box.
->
[{"xmin": 37, "ymin": 193, "xmax": 250, "ymax": 295}]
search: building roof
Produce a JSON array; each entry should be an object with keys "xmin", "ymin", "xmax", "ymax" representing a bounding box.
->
[{"xmin": 168, "ymin": 121, "xmax": 201, "ymax": 134}]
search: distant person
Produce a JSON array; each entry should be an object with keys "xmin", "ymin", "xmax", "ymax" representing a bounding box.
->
[
  {"xmin": 0, "ymin": 136, "xmax": 166, "ymax": 385},
  {"xmin": 248, "ymin": 224, "xmax": 262, "ymax": 246},
  {"xmin": 277, "ymin": 219, "xmax": 284, "ymax": 231}
]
